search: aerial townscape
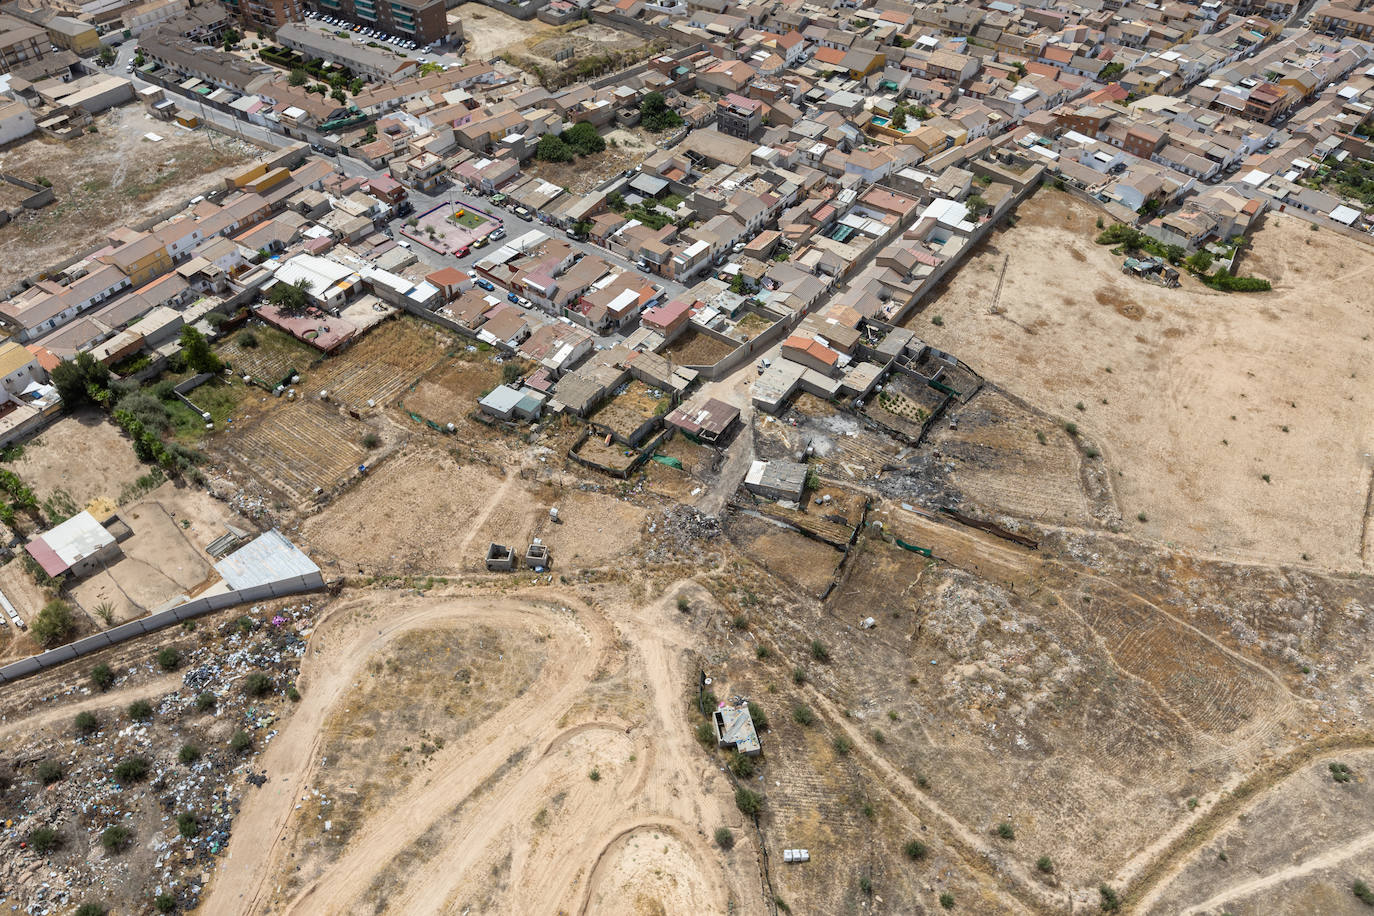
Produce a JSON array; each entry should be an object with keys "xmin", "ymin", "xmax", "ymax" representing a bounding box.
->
[{"xmin": 0, "ymin": 0, "xmax": 1371, "ymax": 910}]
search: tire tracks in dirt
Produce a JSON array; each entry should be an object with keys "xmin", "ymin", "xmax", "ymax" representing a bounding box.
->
[
  {"xmin": 0, "ymin": 671, "xmax": 186, "ymax": 743},
  {"xmin": 1128, "ymin": 734, "xmax": 1374, "ymax": 913}
]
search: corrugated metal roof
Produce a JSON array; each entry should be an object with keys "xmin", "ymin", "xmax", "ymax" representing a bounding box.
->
[{"xmin": 214, "ymin": 530, "xmax": 320, "ymax": 590}]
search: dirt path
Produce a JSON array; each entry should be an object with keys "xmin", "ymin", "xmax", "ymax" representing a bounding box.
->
[
  {"xmin": 203, "ymin": 584, "xmax": 758, "ymax": 916},
  {"xmin": 1176, "ymin": 827, "xmax": 1374, "ymax": 915},
  {"xmin": 0, "ymin": 671, "xmax": 185, "ymax": 743}
]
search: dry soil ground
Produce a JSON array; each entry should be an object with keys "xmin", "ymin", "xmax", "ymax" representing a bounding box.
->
[
  {"xmin": 4, "ymin": 409, "xmax": 152, "ymax": 512},
  {"xmin": 525, "ymin": 127, "xmax": 665, "ymax": 194},
  {"xmin": 0, "ymin": 106, "xmax": 261, "ymax": 289},
  {"xmin": 908, "ymin": 191, "xmax": 1374, "ymax": 573},
  {"xmin": 200, "ymin": 585, "xmax": 762, "ymax": 916}
]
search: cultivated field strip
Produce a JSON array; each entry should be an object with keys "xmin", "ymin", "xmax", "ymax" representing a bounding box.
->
[
  {"xmin": 311, "ymin": 318, "xmax": 452, "ymax": 409},
  {"xmin": 218, "ymin": 401, "xmax": 366, "ymax": 504}
]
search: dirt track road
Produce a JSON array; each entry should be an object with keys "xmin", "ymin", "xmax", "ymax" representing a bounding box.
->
[{"xmin": 202, "ymin": 585, "xmax": 760, "ymax": 915}]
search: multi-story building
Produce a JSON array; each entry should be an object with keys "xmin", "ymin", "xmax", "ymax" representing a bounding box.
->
[
  {"xmin": 221, "ymin": 0, "xmax": 305, "ymax": 33},
  {"xmin": 303, "ymin": 0, "xmax": 450, "ymax": 45},
  {"xmin": 0, "ymin": 14, "xmax": 48, "ymax": 75},
  {"xmin": 716, "ymin": 92, "xmax": 763, "ymax": 139}
]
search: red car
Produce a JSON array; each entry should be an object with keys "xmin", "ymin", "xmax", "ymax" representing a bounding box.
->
[{"xmin": 457, "ymin": 246, "xmax": 471, "ymax": 257}]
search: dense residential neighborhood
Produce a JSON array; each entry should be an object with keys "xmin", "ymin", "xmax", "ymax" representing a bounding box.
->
[{"xmin": 0, "ymin": 0, "xmax": 1370, "ymax": 911}]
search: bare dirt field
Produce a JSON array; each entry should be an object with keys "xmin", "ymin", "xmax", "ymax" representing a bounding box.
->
[
  {"xmin": 451, "ymin": 3, "xmax": 544, "ymax": 61},
  {"xmin": 5, "ymin": 409, "xmax": 150, "ymax": 512},
  {"xmin": 453, "ymin": 6, "xmax": 650, "ymax": 83},
  {"xmin": 909, "ymin": 191, "xmax": 1374, "ymax": 572},
  {"xmin": 0, "ymin": 106, "xmax": 262, "ymax": 288},
  {"xmin": 200, "ymin": 586, "xmax": 761, "ymax": 916}
]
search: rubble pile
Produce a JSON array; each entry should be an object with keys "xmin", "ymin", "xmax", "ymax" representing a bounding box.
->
[{"xmin": 0, "ymin": 602, "xmax": 318, "ymax": 915}]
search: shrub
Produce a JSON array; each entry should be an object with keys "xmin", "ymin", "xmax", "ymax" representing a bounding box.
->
[
  {"xmin": 833, "ymin": 736, "xmax": 852, "ymax": 756},
  {"xmin": 904, "ymin": 839, "xmax": 927, "ymax": 860},
  {"xmin": 29, "ymin": 826, "xmax": 60, "ymax": 853},
  {"xmin": 195, "ymin": 691, "xmax": 216, "ymax": 712},
  {"xmin": 287, "ymin": 686, "xmax": 301, "ymax": 702},
  {"xmin": 734, "ymin": 785, "xmax": 762, "ymax": 820},
  {"xmin": 714, "ymin": 826, "xmax": 734, "ymax": 850},
  {"xmin": 231, "ymin": 730, "xmax": 252, "ymax": 753},
  {"xmin": 809, "ymin": 640, "xmax": 830, "ymax": 662},
  {"xmin": 75, "ymin": 711, "xmax": 98, "ymax": 734},
  {"xmin": 1064, "ymin": 421, "xmax": 1079, "ymax": 436},
  {"xmin": 996, "ymin": 822, "xmax": 1015, "ymax": 840},
  {"xmin": 755, "ymin": 644, "xmax": 770, "ymax": 659},
  {"xmin": 731, "ymin": 614, "xmax": 748, "ymax": 630},
  {"xmin": 676, "ymin": 595, "xmax": 689, "ymax": 612},
  {"xmin": 1099, "ymin": 884, "xmax": 1121, "ymax": 912},
  {"xmin": 154, "ymin": 894, "xmax": 176, "ymax": 914},
  {"xmin": 179, "ymin": 744, "xmax": 201, "ymax": 765},
  {"xmin": 931, "ymin": 315, "xmax": 945, "ymax": 326},
  {"xmin": 872, "ymin": 728, "xmax": 886, "ymax": 745},
  {"xmin": 940, "ymin": 892, "xmax": 955, "ymax": 909},
  {"xmin": 37, "ymin": 760, "xmax": 63, "ymax": 785},
  {"xmin": 177, "ymin": 813, "xmax": 199, "ymax": 838},
  {"xmin": 362, "ymin": 433, "xmax": 381, "ymax": 449},
  {"xmin": 128, "ymin": 700, "xmax": 153, "ymax": 722},
  {"xmin": 100, "ymin": 825, "xmax": 131, "ymax": 853},
  {"xmin": 728, "ymin": 751, "xmax": 756, "ymax": 778},
  {"xmin": 695, "ymin": 721, "xmax": 716, "ymax": 748},
  {"xmin": 157, "ymin": 647, "xmax": 180, "ymax": 671},
  {"xmin": 91, "ymin": 663, "xmax": 115, "ymax": 691},
  {"xmin": 1355, "ymin": 880, "xmax": 1374, "ymax": 905},
  {"xmin": 114, "ymin": 757, "xmax": 150, "ymax": 782},
  {"xmin": 791, "ymin": 667, "xmax": 806, "ymax": 685},
  {"xmin": 75, "ymin": 905, "xmax": 107, "ymax": 916},
  {"xmin": 1331, "ymin": 762, "xmax": 1354, "ymax": 783},
  {"xmin": 1137, "ymin": 512, "xmax": 1149, "ymax": 523},
  {"xmin": 31, "ymin": 599, "xmax": 75, "ymax": 648},
  {"xmin": 238, "ymin": 331, "xmax": 259, "ymax": 348},
  {"xmin": 1037, "ymin": 855, "xmax": 1054, "ymax": 874},
  {"xmin": 244, "ymin": 672, "xmax": 273, "ymax": 697},
  {"xmin": 748, "ymin": 701, "xmax": 768, "ymax": 731},
  {"xmin": 588, "ymin": 767, "xmax": 601, "ymax": 782},
  {"xmin": 860, "ymin": 876, "xmax": 872, "ymax": 895},
  {"xmin": 792, "ymin": 704, "xmax": 815, "ymax": 726}
]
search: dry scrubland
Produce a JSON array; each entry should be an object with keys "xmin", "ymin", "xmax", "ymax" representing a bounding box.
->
[
  {"xmin": 0, "ymin": 107, "xmax": 260, "ymax": 289},
  {"xmin": 910, "ymin": 192, "xmax": 1374, "ymax": 572}
]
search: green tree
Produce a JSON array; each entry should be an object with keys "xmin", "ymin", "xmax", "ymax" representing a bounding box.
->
[
  {"xmin": 640, "ymin": 92, "xmax": 683, "ymax": 132},
  {"xmin": 1099, "ymin": 61, "xmax": 1124, "ymax": 81},
  {"xmin": 98, "ymin": 46, "xmax": 116, "ymax": 66},
  {"xmin": 266, "ymin": 277, "xmax": 312, "ymax": 315},
  {"xmin": 563, "ymin": 121, "xmax": 605, "ymax": 156},
  {"xmin": 1185, "ymin": 250, "xmax": 1213, "ymax": 274},
  {"xmin": 535, "ymin": 133, "xmax": 574, "ymax": 163},
  {"xmin": 31, "ymin": 599, "xmax": 75, "ymax": 647},
  {"xmin": 890, "ymin": 109, "xmax": 907, "ymax": 130},
  {"xmin": 288, "ymin": 68, "xmax": 308, "ymax": 86},
  {"xmin": 179, "ymin": 326, "xmax": 221, "ymax": 374},
  {"xmin": 331, "ymin": 88, "xmax": 346, "ymax": 104},
  {"xmin": 51, "ymin": 352, "xmax": 111, "ymax": 408}
]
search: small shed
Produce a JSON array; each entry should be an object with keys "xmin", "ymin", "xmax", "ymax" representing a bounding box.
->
[
  {"xmin": 479, "ymin": 384, "xmax": 547, "ymax": 421},
  {"xmin": 743, "ymin": 459, "xmax": 808, "ymax": 502},
  {"xmin": 713, "ymin": 701, "xmax": 761, "ymax": 756}
]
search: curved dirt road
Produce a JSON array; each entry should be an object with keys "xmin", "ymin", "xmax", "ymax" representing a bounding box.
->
[{"xmin": 203, "ymin": 585, "xmax": 759, "ymax": 916}]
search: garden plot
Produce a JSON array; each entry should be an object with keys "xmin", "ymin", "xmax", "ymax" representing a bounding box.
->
[
  {"xmin": 310, "ymin": 316, "xmax": 454, "ymax": 410},
  {"xmin": 218, "ymin": 324, "xmax": 320, "ymax": 386},
  {"xmin": 213, "ymin": 400, "xmax": 367, "ymax": 506}
]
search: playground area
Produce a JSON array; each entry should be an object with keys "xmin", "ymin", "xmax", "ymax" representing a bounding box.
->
[{"xmin": 402, "ymin": 200, "xmax": 503, "ymax": 255}]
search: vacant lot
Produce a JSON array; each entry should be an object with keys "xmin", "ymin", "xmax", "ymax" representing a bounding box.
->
[
  {"xmin": 0, "ymin": 105, "xmax": 261, "ymax": 288},
  {"xmin": 910, "ymin": 191, "xmax": 1374, "ymax": 571},
  {"xmin": 525, "ymin": 127, "xmax": 664, "ymax": 194},
  {"xmin": 5, "ymin": 410, "xmax": 150, "ymax": 510}
]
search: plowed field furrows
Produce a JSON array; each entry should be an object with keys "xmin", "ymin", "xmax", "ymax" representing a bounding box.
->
[
  {"xmin": 312, "ymin": 317, "xmax": 454, "ymax": 410},
  {"xmin": 217, "ymin": 400, "xmax": 366, "ymax": 504}
]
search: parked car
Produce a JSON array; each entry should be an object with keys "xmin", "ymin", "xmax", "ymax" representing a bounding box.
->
[
  {"xmin": 490, "ymin": 228, "xmax": 506, "ymax": 241},
  {"xmin": 475, "ymin": 278, "xmax": 495, "ymax": 291},
  {"xmin": 474, "ymin": 235, "xmax": 490, "ymax": 248},
  {"xmin": 396, "ymin": 239, "xmax": 411, "ymax": 249},
  {"xmin": 457, "ymin": 245, "xmax": 471, "ymax": 258},
  {"xmin": 512, "ymin": 206, "xmax": 533, "ymax": 220}
]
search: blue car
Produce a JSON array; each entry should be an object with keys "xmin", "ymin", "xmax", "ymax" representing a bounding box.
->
[
  {"xmin": 475, "ymin": 279, "xmax": 494, "ymax": 291},
  {"xmin": 507, "ymin": 292, "xmax": 520, "ymax": 304}
]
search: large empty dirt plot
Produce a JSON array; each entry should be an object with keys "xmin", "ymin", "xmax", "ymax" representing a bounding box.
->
[
  {"xmin": 910, "ymin": 192, "xmax": 1374, "ymax": 571},
  {"xmin": 5, "ymin": 411, "xmax": 148, "ymax": 508},
  {"xmin": 0, "ymin": 106, "xmax": 261, "ymax": 288}
]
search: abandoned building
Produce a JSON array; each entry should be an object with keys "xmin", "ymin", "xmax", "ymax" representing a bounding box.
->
[
  {"xmin": 743, "ymin": 459, "xmax": 809, "ymax": 503},
  {"xmin": 485, "ymin": 543, "xmax": 516, "ymax": 571},
  {"xmin": 713, "ymin": 701, "xmax": 761, "ymax": 756}
]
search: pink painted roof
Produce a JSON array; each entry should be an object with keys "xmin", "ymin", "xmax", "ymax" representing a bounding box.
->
[{"xmin": 25, "ymin": 539, "xmax": 66, "ymax": 578}]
